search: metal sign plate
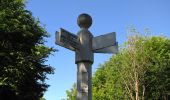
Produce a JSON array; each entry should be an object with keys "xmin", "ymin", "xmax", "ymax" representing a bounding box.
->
[{"xmin": 55, "ymin": 28, "xmax": 79, "ymax": 51}]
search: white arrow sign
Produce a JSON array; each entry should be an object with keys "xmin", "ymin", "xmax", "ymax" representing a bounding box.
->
[{"xmin": 55, "ymin": 28, "xmax": 79, "ymax": 51}]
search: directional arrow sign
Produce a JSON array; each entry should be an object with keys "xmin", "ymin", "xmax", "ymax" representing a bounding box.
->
[
  {"xmin": 92, "ymin": 32, "xmax": 118, "ymax": 53},
  {"xmin": 93, "ymin": 42, "xmax": 118, "ymax": 53},
  {"xmin": 55, "ymin": 28, "xmax": 79, "ymax": 51}
]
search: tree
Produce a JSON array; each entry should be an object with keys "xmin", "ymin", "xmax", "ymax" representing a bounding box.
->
[
  {"xmin": 66, "ymin": 29, "xmax": 170, "ymax": 99},
  {"xmin": 0, "ymin": 0, "xmax": 54, "ymax": 99},
  {"xmin": 65, "ymin": 83, "xmax": 77, "ymax": 100},
  {"xmin": 142, "ymin": 36, "xmax": 170, "ymax": 99},
  {"xmin": 118, "ymin": 35, "xmax": 151, "ymax": 100},
  {"xmin": 93, "ymin": 34, "xmax": 170, "ymax": 100},
  {"xmin": 40, "ymin": 97, "xmax": 46, "ymax": 100}
]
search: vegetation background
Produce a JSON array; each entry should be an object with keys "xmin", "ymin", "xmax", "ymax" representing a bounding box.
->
[
  {"xmin": 0, "ymin": 0, "xmax": 55, "ymax": 100},
  {"xmin": 66, "ymin": 29, "xmax": 170, "ymax": 100}
]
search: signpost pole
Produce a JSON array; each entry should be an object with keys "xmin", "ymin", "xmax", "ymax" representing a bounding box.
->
[
  {"xmin": 55, "ymin": 13, "xmax": 118, "ymax": 100},
  {"xmin": 75, "ymin": 14, "xmax": 93, "ymax": 100}
]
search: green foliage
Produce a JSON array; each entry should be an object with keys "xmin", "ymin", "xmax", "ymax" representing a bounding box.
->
[
  {"xmin": 65, "ymin": 83, "xmax": 77, "ymax": 100},
  {"xmin": 143, "ymin": 36, "xmax": 170, "ymax": 99},
  {"xmin": 93, "ymin": 34, "xmax": 170, "ymax": 99},
  {"xmin": 92, "ymin": 57, "xmax": 125, "ymax": 100},
  {"xmin": 0, "ymin": 0, "xmax": 55, "ymax": 99},
  {"xmin": 40, "ymin": 97, "xmax": 46, "ymax": 100},
  {"xmin": 66, "ymin": 32, "xmax": 170, "ymax": 99}
]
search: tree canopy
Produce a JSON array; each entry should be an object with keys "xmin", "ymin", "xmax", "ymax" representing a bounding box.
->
[
  {"xmin": 93, "ymin": 34, "xmax": 170, "ymax": 99},
  {"xmin": 0, "ymin": 0, "xmax": 54, "ymax": 99},
  {"xmin": 66, "ymin": 31, "xmax": 170, "ymax": 100}
]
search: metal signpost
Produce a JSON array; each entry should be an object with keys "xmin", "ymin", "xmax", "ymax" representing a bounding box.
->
[{"xmin": 55, "ymin": 14, "xmax": 118, "ymax": 100}]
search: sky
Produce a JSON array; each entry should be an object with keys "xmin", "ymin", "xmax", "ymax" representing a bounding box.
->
[{"xmin": 26, "ymin": 0, "xmax": 170, "ymax": 100}]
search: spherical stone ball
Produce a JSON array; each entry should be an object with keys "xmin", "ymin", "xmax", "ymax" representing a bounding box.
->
[{"xmin": 77, "ymin": 13, "xmax": 92, "ymax": 29}]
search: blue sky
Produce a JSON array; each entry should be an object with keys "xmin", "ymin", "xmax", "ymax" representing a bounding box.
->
[{"xmin": 26, "ymin": 0, "xmax": 170, "ymax": 100}]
